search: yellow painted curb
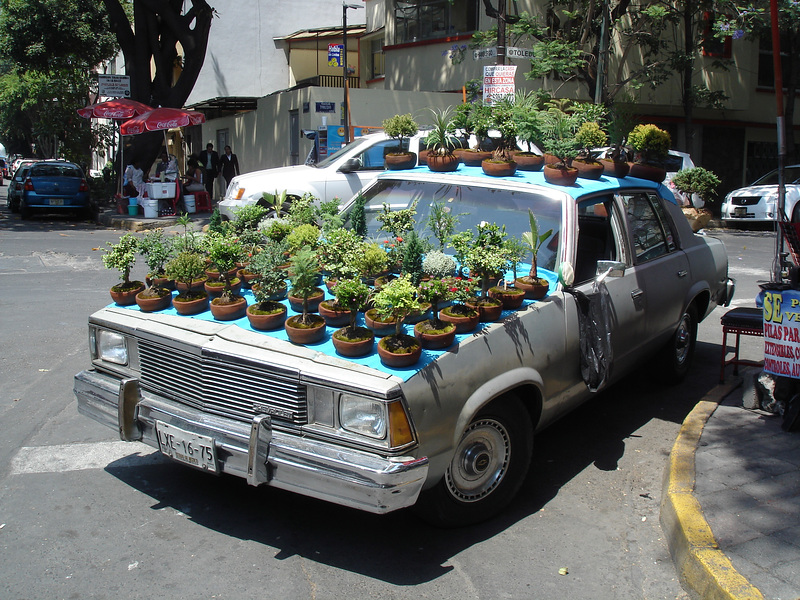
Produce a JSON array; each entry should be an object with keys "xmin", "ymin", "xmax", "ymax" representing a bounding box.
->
[{"xmin": 660, "ymin": 382, "xmax": 765, "ymax": 600}]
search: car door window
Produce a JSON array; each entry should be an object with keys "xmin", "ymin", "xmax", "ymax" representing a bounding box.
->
[
  {"xmin": 358, "ymin": 140, "xmax": 398, "ymax": 171},
  {"xmin": 619, "ymin": 192, "xmax": 676, "ymax": 264}
]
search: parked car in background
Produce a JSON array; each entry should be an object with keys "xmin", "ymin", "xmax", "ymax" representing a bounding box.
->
[
  {"xmin": 19, "ymin": 160, "xmax": 91, "ymax": 220},
  {"xmin": 0, "ymin": 157, "xmax": 7, "ymax": 183},
  {"xmin": 218, "ymin": 132, "xmax": 428, "ymax": 220},
  {"xmin": 720, "ymin": 164, "xmax": 800, "ymax": 224},
  {"xmin": 6, "ymin": 159, "xmax": 38, "ymax": 213}
]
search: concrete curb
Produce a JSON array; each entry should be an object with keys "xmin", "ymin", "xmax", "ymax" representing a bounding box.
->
[
  {"xmin": 97, "ymin": 211, "xmax": 180, "ymax": 232},
  {"xmin": 660, "ymin": 380, "xmax": 765, "ymax": 600}
]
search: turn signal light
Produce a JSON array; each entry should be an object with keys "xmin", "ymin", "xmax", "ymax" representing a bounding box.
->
[{"xmin": 388, "ymin": 401, "xmax": 414, "ymax": 447}]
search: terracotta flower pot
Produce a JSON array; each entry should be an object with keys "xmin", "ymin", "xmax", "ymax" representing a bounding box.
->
[
  {"xmin": 285, "ymin": 314, "xmax": 327, "ymax": 345},
  {"xmin": 288, "ymin": 287, "xmax": 324, "ymax": 313},
  {"xmin": 488, "ymin": 286, "xmax": 526, "ymax": 310},
  {"xmin": 629, "ymin": 162, "xmax": 666, "ymax": 183},
  {"xmin": 204, "ymin": 278, "xmax": 242, "ymax": 298},
  {"xmin": 173, "ymin": 292, "xmax": 209, "ymax": 316},
  {"xmin": 599, "ymin": 158, "xmax": 630, "ymax": 178},
  {"xmin": 174, "ymin": 278, "xmax": 207, "ymax": 294},
  {"xmin": 319, "ymin": 300, "xmax": 353, "ymax": 327},
  {"xmin": 384, "ymin": 152, "xmax": 417, "ymax": 170},
  {"xmin": 364, "ymin": 308, "xmax": 398, "ymax": 337},
  {"xmin": 460, "ymin": 150, "xmax": 492, "ymax": 166},
  {"xmin": 513, "ymin": 152, "xmax": 544, "ymax": 172},
  {"xmin": 237, "ymin": 269, "xmax": 258, "ymax": 289},
  {"xmin": 543, "ymin": 164, "xmax": 579, "ymax": 186},
  {"xmin": 332, "ymin": 326, "xmax": 375, "ymax": 357},
  {"xmin": 404, "ymin": 302, "xmax": 431, "ymax": 325},
  {"xmin": 438, "ymin": 305, "xmax": 479, "ymax": 333},
  {"xmin": 465, "ymin": 297, "xmax": 504, "ymax": 322},
  {"xmin": 146, "ymin": 274, "xmax": 174, "ymax": 290},
  {"xmin": 246, "ymin": 302, "xmax": 287, "ymax": 331},
  {"xmin": 514, "ymin": 276, "xmax": 550, "ymax": 300},
  {"xmin": 481, "ymin": 159, "xmax": 517, "ymax": 177},
  {"xmin": 210, "ymin": 295, "xmax": 247, "ymax": 321},
  {"xmin": 135, "ymin": 288, "xmax": 172, "ymax": 312},
  {"xmin": 572, "ymin": 159, "xmax": 605, "ymax": 180},
  {"xmin": 377, "ymin": 334, "xmax": 422, "ymax": 368},
  {"xmin": 426, "ymin": 153, "xmax": 459, "ymax": 172},
  {"xmin": 252, "ymin": 283, "xmax": 287, "ymax": 302},
  {"xmin": 414, "ymin": 320, "xmax": 457, "ymax": 350},
  {"xmin": 109, "ymin": 282, "xmax": 146, "ymax": 306}
]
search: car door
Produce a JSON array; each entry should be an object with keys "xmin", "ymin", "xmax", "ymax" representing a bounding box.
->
[{"xmin": 324, "ymin": 139, "xmax": 398, "ymax": 201}]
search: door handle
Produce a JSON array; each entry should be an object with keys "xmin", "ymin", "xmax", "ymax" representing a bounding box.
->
[
  {"xmin": 631, "ymin": 289, "xmax": 644, "ymax": 299},
  {"xmin": 677, "ymin": 270, "xmax": 688, "ymax": 278}
]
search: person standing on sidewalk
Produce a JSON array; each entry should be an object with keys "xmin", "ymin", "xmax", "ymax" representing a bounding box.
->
[
  {"xmin": 220, "ymin": 145, "xmax": 240, "ymax": 190},
  {"xmin": 198, "ymin": 142, "xmax": 219, "ymax": 200}
]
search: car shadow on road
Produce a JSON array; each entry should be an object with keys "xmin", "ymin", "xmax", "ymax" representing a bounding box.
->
[{"xmin": 104, "ymin": 340, "xmax": 722, "ymax": 586}]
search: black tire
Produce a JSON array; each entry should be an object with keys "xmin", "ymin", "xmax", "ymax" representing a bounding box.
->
[
  {"xmin": 19, "ymin": 199, "xmax": 32, "ymax": 220},
  {"xmin": 414, "ymin": 396, "xmax": 533, "ymax": 527},
  {"xmin": 793, "ymin": 203, "xmax": 800, "ymax": 224},
  {"xmin": 658, "ymin": 304, "xmax": 698, "ymax": 384}
]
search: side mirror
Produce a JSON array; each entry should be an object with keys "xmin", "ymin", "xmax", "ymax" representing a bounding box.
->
[
  {"xmin": 597, "ymin": 260, "xmax": 626, "ymax": 279},
  {"xmin": 338, "ymin": 158, "xmax": 361, "ymax": 173}
]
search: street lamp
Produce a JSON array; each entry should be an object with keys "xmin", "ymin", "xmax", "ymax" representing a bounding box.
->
[{"xmin": 342, "ymin": 2, "xmax": 362, "ymax": 144}]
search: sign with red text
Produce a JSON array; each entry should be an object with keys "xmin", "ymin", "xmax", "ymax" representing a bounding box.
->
[
  {"xmin": 483, "ymin": 65, "xmax": 517, "ymax": 105},
  {"xmin": 763, "ymin": 289, "xmax": 800, "ymax": 378}
]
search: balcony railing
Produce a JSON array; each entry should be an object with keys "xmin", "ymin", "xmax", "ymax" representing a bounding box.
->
[{"xmin": 295, "ymin": 75, "xmax": 360, "ymax": 89}]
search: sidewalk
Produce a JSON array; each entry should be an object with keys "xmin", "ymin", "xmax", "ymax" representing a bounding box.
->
[
  {"xmin": 661, "ymin": 368, "xmax": 800, "ymax": 600},
  {"xmin": 96, "ymin": 206, "xmax": 211, "ymax": 232}
]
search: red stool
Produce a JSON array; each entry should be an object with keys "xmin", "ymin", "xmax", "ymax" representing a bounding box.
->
[
  {"xmin": 193, "ymin": 191, "xmax": 212, "ymax": 212},
  {"xmin": 719, "ymin": 307, "xmax": 764, "ymax": 383}
]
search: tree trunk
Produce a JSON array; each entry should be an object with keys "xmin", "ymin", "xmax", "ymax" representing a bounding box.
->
[{"xmin": 681, "ymin": 2, "xmax": 695, "ymax": 155}]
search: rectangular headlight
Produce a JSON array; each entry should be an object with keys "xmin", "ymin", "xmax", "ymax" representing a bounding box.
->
[
  {"xmin": 340, "ymin": 396, "xmax": 387, "ymax": 440},
  {"xmin": 97, "ymin": 329, "xmax": 128, "ymax": 365}
]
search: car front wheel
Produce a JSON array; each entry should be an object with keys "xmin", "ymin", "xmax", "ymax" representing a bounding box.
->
[
  {"xmin": 414, "ymin": 396, "xmax": 533, "ymax": 527},
  {"xmin": 658, "ymin": 304, "xmax": 698, "ymax": 384}
]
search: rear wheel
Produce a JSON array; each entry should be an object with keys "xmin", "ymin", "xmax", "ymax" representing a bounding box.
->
[
  {"xmin": 414, "ymin": 396, "xmax": 533, "ymax": 527},
  {"xmin": 792, "ymin": 203, "xmax": 800, "ymax": 224},
  {"xmin": 19, "ymin": 199, "xmax": 32, "ymax": 220}
]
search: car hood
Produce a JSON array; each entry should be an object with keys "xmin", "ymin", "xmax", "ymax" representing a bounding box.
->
[{"xmin": 727, "ymin": 184, "xmax": 778, "ymax": 197}]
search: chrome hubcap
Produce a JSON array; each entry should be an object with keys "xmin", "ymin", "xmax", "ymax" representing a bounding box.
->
[{"xmin": 445, "ymin": 418, "xmax": 510, "ymax": 502}]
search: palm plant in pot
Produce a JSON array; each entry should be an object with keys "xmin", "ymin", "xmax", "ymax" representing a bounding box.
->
[
  {"xmin": 205, "ymin": 231, "xmax": 247, "ymax": 320},
  {"xmin": 103, "ymin": 233, "xmax": 144, "ymax": 306},
  {"xmin": 330, "ymin": 277, "xmax": 374, "ymax": 357},
  {"xmin": 463, "ymin": 221, "xmax": 510, "ymax": 322},
  {"xmin": 135, "ymin": 229, "xmax": 174, "ymax": 312},
  {"xmin": 424, "ymin": 107, "xmax": 459, "ymax": 172},
  {"xmin": 246, "ymin": 242, "xmax": 288, "ymax": 330},
  {"xmin": 671, "ymin": 166, "xmax": 721, "ymax": 232},
  {"xmin": 372, "ymin": 275, "xmax": 423, "ymax": 367},
  {"xmin": 285, "ymin": 247, "xmax": 327, "ymax": 344},
  {"xmin": 627, "ymin": 123, "xmax": 671, "ymax": 182},
  {"xmin": 382, "ymin": 113, "xmax": 419, "ymax": 170},
  {"xmin": 482, "ymin": 99, "xmax": 518, "ymax": 177},
  {"xmin": 165, "ymin": 251, "xmax": 209, "ymax": 315},
  {"xmin": 540, "ymin": 109, "xmax": 579, "ymax": 185},
  {"xmin": 514, "ymin": 210, "xmax": 553, "ymax": 300},
  {"xmin": 572, "ymin": 122, "xmax": 607, "ymax": 180}
]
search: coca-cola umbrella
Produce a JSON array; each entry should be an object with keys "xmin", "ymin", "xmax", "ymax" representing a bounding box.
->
[{"xmin": 120, "ymin": 107, "xmax": 206, "ymax": 136}]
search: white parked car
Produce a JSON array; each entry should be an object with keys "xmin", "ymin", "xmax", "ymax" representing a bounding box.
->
[
  {"xmin": 720, "ymin": 165, "xmax": 800, "ymax": 223},
  {"xmin": 218, "ymin": 132, "xmax": 426, "ymax": 220}
]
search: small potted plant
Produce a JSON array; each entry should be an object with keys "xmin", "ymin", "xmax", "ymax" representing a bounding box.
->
[
  {"xmin": 482, "ymin": 100, "xmax": 518, "ymax": 177},
  {"xmin": 356, "ymin": 242, "xmax": 390, "ymax": 285},
  {"xmin": 512, "ymin": 103, "xmax": 545, "ymax": 172},
  {"xmin": 424, "ymin": 107, "xmax": 459, "ymax": 172},
  {"xmin": 382, "ymin": 113, "xmax": 419, "ymax": 170},
  {"xmin": 376, "ymin": 200, "xmax": 418, "ymax": 272},
  {"xmin": 103, "ymin": 233, "xmax": 144, "ymax": 306},
  {"xmin": 572, "ymin": 122, "xmax": 607, "ymax": 180},
  {"xmin": 540, "ymin": 109, "xmax": 579, "ymax": 186},
  {"xmin": 514, "ymin": 210, "xmax": 553, "ymax": 300},
  {"xmin": 330, "ymin": 278, "xmax": 374, "ymax": 357},
  {"xmin": 458, "ymin": 102, "xmax": 493, "ymax": 166},
  {"xmin": 372, "ymin": 275, "xmax": 423, "ymax": 367},
  {"xmin": 205, "ymin": 232, "xmax": 247, "ymax": 320},
  {"xmin": 135, "ymin": 229, "xmax": 174, "ymax": 312},
  {"xmin": 317, "ymin": 227, "xmax": 363, "ymax": 291},
  {"xmin": 285, "ymin": 247, "xmax": 326, "ymax": 344},
  {"xmin": 628, "ymin": 123, "xmax": 671, "ymax": 182},
  {"xmin": 672, "ymin": 166, "xmax": 721, "ymax": 232},
  {"xmin": 489, "ymin": 235, "xmax": 527, "ymax": 309},
  {"xmin": 414, "ymin": 278, "xmax": 457, "ymax": 349},
  {"xmin": 165, "ymin": 251, "xmax": 209, "ymax": 315},
  {"xmin": 427, "ymin": 201, "xmax": 462, "ymax": 250},
  {"xmin": 246, "ymin": 242, "xmax": 288, "ymax": 330},
  {"xmin": 438, "ymin": 276, "xmax": 479, "ymax": 333},
  {"xmin": 463, "ymin": 221, "xmax": 509, "ymax": 322}
]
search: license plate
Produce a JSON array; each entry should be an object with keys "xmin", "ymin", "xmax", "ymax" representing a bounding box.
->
[
  {"xmin": 49, "ymin": 198, "xmax": 64, "ymax": 206},
  {"xmin": 734, "ymin": 206, "xmax": 747, "ymax": 216},
  {"xmin": 156, "ymin": 421, "xmax": 218, "ymax": 473}
]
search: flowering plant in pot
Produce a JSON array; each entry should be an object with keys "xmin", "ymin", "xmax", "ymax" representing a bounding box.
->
[
  {"xmin": 627, "ymin": 123, "xmax": 671, "ymax": 182},
  {"xmin": 438, "ymin": 276, "xmax": 479, "ymax": 333},
  {"xmin": 165, "ymin": 251, "xmax": 209, "ymax": 315},
  {"xmin": 463, "ymin": 221, "xmax": 509, "ymax": 321},
  {"xmin": 514, "ymin": 210, "xmax": 553, "ymax": 300},
  {"xmin": 246, "ymin": 242, "xmax": 288, "ymax": 330},
  {"xmin": 285, "ymin": 247, "xmax": 326, "ymax": 344},
  {"xmin": 103, "ymin": 233, "xmax": 144, "ymax": 305},
  {"xmin": 382, "ymin": 113, "xmax": 419, "ymax": 169},
  {"xmin": 376, "ymin": 199, "xmax": 417, "ymax": 270},
  {"xmin": 424, "ymin": 107, "xmax": 459, "ymax": 172},
  {"xmin": 330, "ymin": 277, "xmax": 374, "ymax": 357},
  {"xmin": 205, "ymin": 231, "xmax": 247, "ymax": 320},
  {"xmin": 372, "ymin": 275, "xmax": 422, "ymax": 367},
  {"xmin": 572, "ymin": 122, "xmax": 607, "ymax": 180}
]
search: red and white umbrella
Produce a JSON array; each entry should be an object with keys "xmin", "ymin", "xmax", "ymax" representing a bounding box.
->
[
  {"xmin": 77, "ymin": 98, "xmax": 153, "ymax": 121},
  {"xmin": 120, "ymin": 107, "xmax": 206, "ymax": 136}
]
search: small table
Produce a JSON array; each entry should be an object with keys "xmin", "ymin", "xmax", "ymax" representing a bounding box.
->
[{"xmin": 719, "ymin": 307, "xmax": 764, "ymax": 383}]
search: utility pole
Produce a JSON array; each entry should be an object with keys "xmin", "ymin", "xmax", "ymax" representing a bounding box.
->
[
  {"xmin": 342, "ymin": 3, "xmax": 362, "ymax": 144},
  {"xmin": 496, "ymin": 0, "xmax": 506, "ymax": 65}
]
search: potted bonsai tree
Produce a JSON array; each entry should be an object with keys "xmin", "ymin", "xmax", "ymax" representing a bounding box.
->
[
  {"xmin": 285, "ymin": 247, "xmax": 327, "ymax": 344},
  {"xmin": 317, "ymin": 227, "xmax": 363, "ymax": 290},
  {"xmin": 246, "ymin": 241, "xmax": 288, "ymax": 330},
  {"xmin": 628, "ymin": 123, "xmax": 671, "ymax": 182},
  {"xmin": 382, "ymin": 113, "xmax": 419, "ymax": 170},
  {"xmin": 514, "ymin": 210, "xmax": 553, "ymax": 300},
  {"xmin": 489, "ymin": 235, "xmax": 527, "ymax": 309},
  {"xmin": 427, "ymin": 200, "xmax": 463, "ymax": 250},
  {"xmin": 671, "ymin": 166, "xmax": 721, "ymax": 232},
  {"xmin": 415, "ymin": 277, "xmax": 457, "ymax": 349},
  {"xmin": 103, "ymin": 233, "xmax": 144, "ymax": 306},
  {"xmin": 463, "ymin": 221, "xmax": 510, "ymax": 322},
  {"xmin": 482, "ymin": 99, "xmax": 518, "ymax": 177},
  {"xmin": 376, "ymin": 199, "xmax": 418, "ymax": 272},
  {"xmin": 165, "ymin": 251, "xmax": 209, "ymax": 315},
  {"xmin": 540, "ymin": 109, "xmax": 579, "ymax": 186},
  {"xmin": 330, "ymin": 277, "xmax": 374, "ymax": 357},
  {"xmin": 572, "ymin": 121, "xmax": 608, "ymax": 180},
  {"xmin": 424, "ymin": 107, "xmax": 459, "ymax": 172},
  {"xmin": 372, "ymin": 275, "xmax": 423, "ymax": 367},
  {"xmin": 438, "ymin": 275, "xmax": 479, "ymax": 333},
  {"xmin": 135, "ymin": 229, "xmax": 174, "ymax": 312},
  {"xmin": 356, "ymin": 242, "xmax": 390, "ymax": 285},
  {"xmin": 459, "ymin": 101, "xmax": 493, "ymax": 166},
  {"xmin": 512, "ymin": 102, "xmax": 545, "ymax": 172},
  {"xmin": 205, "ymin": 231, "xmax": 247, "ymax": 320}
]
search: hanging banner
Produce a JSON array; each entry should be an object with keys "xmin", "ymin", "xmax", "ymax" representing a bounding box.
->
[
  {"xmin": 763, "ymin": 289, "xmax": 800, "ymax": 378},
  {"xmin": 483, "ymin": 65, "xmax": 517, "ymax": 105},
  {"xmin": 328, "ymin": 44, "xmax": 343, "ymax": 68}
]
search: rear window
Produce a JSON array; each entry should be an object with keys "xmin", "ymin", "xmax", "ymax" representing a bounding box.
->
[{"xmin": 30, "ymin": 164, "xmax": 82, "ymax": 178}]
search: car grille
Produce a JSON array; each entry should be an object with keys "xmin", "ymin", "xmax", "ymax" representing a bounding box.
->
[
  {"xmin": 731, "ymin": 196, "xmax": 762, "ymax": 206},
  {"xmin": 138, "ymin": 340, "xmax": 307, "ymax": 424}
]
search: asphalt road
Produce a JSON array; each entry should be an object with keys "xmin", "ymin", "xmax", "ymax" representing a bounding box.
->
[{"xmin": 0, "ymin": 190, "xmax": 773, "ymax": 600}]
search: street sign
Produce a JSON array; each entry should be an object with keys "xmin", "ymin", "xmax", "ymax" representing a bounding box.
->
[
  {"xmin": 98, "ymin": 75, "xmax": 131, "ymax": 98},
  {"xmin": 328, "ymin": 44, "xmax": 343, "ymax": 67},
  {"xmin": 473, "ymin": 46, "xmax": 534, "ymax": 61},
  {"xmin": 483, "ymin": 65, "xmax": 517, "ymax": 105}
]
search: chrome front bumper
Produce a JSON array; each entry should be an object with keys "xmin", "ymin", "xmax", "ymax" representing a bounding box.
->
[{"xmin": 74, "ymin": 369, "xmax": 428, "ymax": 514}]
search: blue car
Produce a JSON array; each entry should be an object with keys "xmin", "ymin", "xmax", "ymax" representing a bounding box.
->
[{"xmin": 20, "ymin": 160, "xmax": 91, "ymax": 220}]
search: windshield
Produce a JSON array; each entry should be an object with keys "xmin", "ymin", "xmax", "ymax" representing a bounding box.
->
[
  {"xmin": 315, "ymin": 136, "xmax": 375, "ymax": 169},
  {"xmin": 752, "ymin": 166, "xmax": 800, "ymax": 186},
  {"xmin": 346, "ymin": 178, "xmax": 564, "ymax": 274}
]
